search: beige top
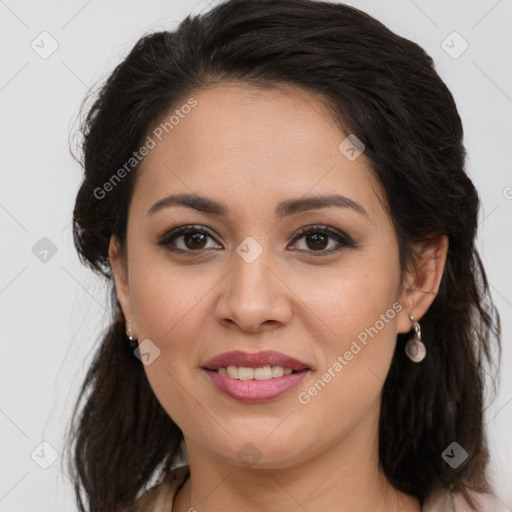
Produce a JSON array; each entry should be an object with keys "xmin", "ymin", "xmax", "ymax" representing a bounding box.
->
[{"xmin": 132, "ymin": 465, "xmax": 502, "ymax": 512}]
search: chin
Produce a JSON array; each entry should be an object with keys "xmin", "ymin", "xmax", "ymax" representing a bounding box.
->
[{"xmin": 212, "ymin": 434, "xmax": 312, "ymax": 470}]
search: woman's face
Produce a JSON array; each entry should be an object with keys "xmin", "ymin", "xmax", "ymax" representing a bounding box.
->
[{"xmin": 110, "ymin": 83, "xmax": 440, "ymax": 469}]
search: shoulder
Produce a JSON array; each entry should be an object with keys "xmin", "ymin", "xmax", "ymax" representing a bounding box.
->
[
  {"xmin": 129, "ymin": 465, "xmax": 190, "ymax": 512},
  {"xmin": 423, "ymin": 487, "xmax": 507, "ymax": 512}
]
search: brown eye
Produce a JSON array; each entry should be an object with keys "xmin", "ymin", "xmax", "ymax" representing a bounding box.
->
[
  {"xmin": 182, "ymin": 232, "xmax": 208, "ymax": 250},
  {"xmin": 304, "ymin": 232, "xmax": 329, "ymax": 250},
  {"xmin": 291, "ymin": 226, "xmax": 353, "ymax": 254},
  {"xmin": 157, "ymin": 226, "xmax": 221, "ymax": 252}
]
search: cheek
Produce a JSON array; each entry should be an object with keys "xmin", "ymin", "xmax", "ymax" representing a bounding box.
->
[
  {"xmin": 128, "ymin": 248, "xmax": 210, "ymax": 340},
  {"xmin": 293, "ymin": 250, "xmax": 401, "ymax": 345},
  {"xmin": 293, "ymin": 276, "xmax": 401, "ymax": 439},
  {"xmin": 290, "ymin": 252, "xmax": 401, "ymax": 408},
  {"xmin": 128, "ymin": 261, "xmax": 213, "ymax": 422}
]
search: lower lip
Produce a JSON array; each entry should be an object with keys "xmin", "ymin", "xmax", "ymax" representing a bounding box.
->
[{"xmin": 203, "ymin": 369, "xmax": 309, "ymax": 403}]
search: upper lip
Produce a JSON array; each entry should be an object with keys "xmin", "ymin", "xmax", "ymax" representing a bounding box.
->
[{"xmin": 201, "ymin": 350, "xmax": 311, "ymax": 371}]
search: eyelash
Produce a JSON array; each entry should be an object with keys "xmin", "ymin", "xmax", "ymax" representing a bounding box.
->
[{"xmin": 156, "ymin": 222, "xmax": 355, "ymax": 256}]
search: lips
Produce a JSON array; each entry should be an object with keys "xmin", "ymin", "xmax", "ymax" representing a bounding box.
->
[{"xmin": 201, "ymin": 350, "xmax": 311, "ymax": 372}]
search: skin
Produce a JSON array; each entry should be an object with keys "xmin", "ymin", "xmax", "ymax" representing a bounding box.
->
[{"xmin": 109, "ymin": 83, "xmax": 448, "ymax": 512}]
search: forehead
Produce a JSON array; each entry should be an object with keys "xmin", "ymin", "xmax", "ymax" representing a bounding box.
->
[
  {"xmin": 164, "ymin": 82, "xmax": 341, "ymax": 156},
  {"xmin": 132, "ymin": 83, "xmax": 384, "ymax": 221}
]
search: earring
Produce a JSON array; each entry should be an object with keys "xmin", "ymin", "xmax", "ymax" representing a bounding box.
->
[
  {"xmin": 405, "ymin": 314, "xmax": 426, "ymax": 362},
  {"xmin": 126, "ymin": 319, "xmax": 138, "ymax": 349}
]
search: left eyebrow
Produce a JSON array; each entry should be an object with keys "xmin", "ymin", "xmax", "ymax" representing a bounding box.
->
[
  {"xmin": 147, "ymin": 193, "xmax": 369, "ymax": 219},
  {"xmin": 275, "ymin": 194, "xmax": 368, "ymax": 219}
]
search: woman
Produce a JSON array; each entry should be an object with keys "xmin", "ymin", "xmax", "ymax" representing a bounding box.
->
[{"xmin": 66, "ymin": 0, "xmax": 502, "ymax": 510}]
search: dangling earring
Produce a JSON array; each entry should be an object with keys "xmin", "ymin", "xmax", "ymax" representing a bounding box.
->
[
  {"xmin": 405, "ymin": 314, "xmax": 426, "ymax": 362},
  {"xmin": 126, "ymin": 319, "xmax": 138, "ymax": 349}
]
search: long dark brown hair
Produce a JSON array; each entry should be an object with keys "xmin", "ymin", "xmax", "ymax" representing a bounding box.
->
[{"xmin": 66, "ymin": 1, "xmax": 501, "ymax": 510}]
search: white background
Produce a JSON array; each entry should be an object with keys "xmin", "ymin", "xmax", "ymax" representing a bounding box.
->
[{"xmin": 0, "ymin": 0, "xmax": 511, "ymax": 510}]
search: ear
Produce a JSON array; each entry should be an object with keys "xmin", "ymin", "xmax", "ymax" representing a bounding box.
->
[
  {"xmin": 396, "ymin": 235, "xmax": 449, "ymax": 334},
  {"xmin": 108, "ymin": 235, "xmax": 137, "ymax": 338}
]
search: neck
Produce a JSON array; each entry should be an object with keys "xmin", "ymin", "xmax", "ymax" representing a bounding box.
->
[{"xmin": 172, "ymin": 411, "xmax": 420, "ymax": 512}]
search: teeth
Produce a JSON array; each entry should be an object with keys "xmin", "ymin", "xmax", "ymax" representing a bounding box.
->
[
  {"xmin": 219, "ymin": 365, "xmax": 295, "ymax": 380},
  {"xmin": 226, "ymin": 366, "xmax": 239, "ymax": 379},
  {"xmin": 238, "ymin": 366, "xmax": 254, "ymax": 381},
  {"xmin": 271, "ymin": 366, "xmax": 284, "ymax": 378},
  {"xmin": 254, "ymin": 366, "xmax": 272, "ymax": 380}
]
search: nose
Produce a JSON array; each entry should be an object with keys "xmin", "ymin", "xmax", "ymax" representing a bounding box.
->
[{"xmin": 214, "ymin": 248, "xmax": 293, "ymax": 333}]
